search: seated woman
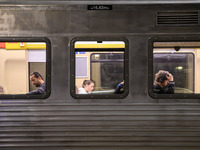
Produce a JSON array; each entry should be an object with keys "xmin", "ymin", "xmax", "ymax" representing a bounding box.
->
[
  {"xmin": 153, "ymin": 70, "xmax": 175, "ymax": 94},
  {"xmin": 78, "ymin": 80, "xmax": 94, "ymax": 94}
]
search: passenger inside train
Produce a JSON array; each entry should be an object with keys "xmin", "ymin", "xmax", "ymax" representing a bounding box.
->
[
  {"xmin": 26, "ymin": 72, "xmax": 46, "ymax": 95},
  {"xmin": 78, "ymin": 80, "xmax": 94, "ymax": 94},
  {"xmin": 153, "ymin": 70, "xmax": 175, "ymax": 94}
]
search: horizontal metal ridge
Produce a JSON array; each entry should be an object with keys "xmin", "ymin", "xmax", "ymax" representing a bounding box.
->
[{"xmin": 157, "ymin": 11, "xmax": 199, "ymax": 26}]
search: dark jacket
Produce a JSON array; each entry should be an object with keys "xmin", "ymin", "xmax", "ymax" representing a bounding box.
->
[
  {"xmin": 153, "ymin": 82, "xmax": 175, "ymax": 94},
  {"xmin": 26, "ymin": 82, "xmax": 46, "ymax": 95},
  {"xmin": 114, "ymin": 83, "xmax": 124, "ymax": 94}
]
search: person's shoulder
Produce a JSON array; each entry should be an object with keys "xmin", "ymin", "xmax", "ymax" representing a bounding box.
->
[
  {"xmin": 42, "ymin": 82, "xmax": 46, "ymax": 86},
  {"xmin": 153, "ymin": 83, "xmax": 163, "ymax": 94},
  {"xmin": 78, "ymin": 88, "xmax": 87, "ymax": 94},
  {"xmin": 153, "ymin": 83, "xmax": 160, "ymax": 89}
]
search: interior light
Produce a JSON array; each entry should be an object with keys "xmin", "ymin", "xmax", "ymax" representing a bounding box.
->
[
  {"xmin": 176, "ymin": 66, "xmax": 183, "ymax": 70},
  {"xmin": 94, "ymin": 54, "xmax": 99, "ymax": 60}
]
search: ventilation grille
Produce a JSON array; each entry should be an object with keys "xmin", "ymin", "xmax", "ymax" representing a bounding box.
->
[{"xmin": 157, "ymin": 11, "xmax": 199, "ymax": 26}]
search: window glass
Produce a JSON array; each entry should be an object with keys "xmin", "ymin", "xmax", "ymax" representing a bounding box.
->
[
  {"xmin": 91, "ymin": 53, "xmax": 124, "ymax": 93},
  {"xmin": 0, "ymin": 40, "xmax": 50, "ymax": 99},
  {"xmin": 154, "ymin": 53, "xmax": 194, "ymax": 93},
  {"xmin": 71, "ymin": 39, "xmax": 128, "ymax": 99},
  {"xmin": 150, "ymin": 40, "xmax": 200, "ymax": 98}
]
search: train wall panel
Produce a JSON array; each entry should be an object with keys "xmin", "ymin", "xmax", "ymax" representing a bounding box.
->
[
  {"xmin": 0, "ymin": 1, "xmax": 200, "ymax": 149},
  {"xmin": 0, "ymin": 104, "xmax": 200, "ymax": 149}
]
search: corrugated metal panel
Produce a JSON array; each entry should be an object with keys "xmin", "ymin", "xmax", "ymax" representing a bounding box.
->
[{"xmin": 0, "ymin": 104, "xmax": 200, "ymax": 149}]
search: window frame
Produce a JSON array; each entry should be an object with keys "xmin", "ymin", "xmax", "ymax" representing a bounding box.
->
[
  {"xmin": 70, "ymin": 37, "xmax": 129, "ymax": 99},
  {"xmin": 148, "ymin": 37, "xmax": 200, "ymax": 99},
  {"xmin": 0, "ymin": 37, "xmax": 51, "ymax": 99}
]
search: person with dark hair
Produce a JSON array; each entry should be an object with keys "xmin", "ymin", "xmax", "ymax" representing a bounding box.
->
[
  {"xmin": 153, "ymin": 70, "xmax": 175, "ymax": 94},
  {"xmin": 114, "ymin": 81, "xmax": 124, "ymax": 94},
  {"xmin": 26, "ymin": 72, "xmax": 46, "ymax": 95},
  {"xmin": 78, "ymin": 80, "xmax": 94, "ymax": 94}
]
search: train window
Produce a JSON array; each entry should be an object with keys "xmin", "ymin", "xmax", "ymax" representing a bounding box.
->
[
  {"xmin": 149, "ymin": 39, "xmax": 200, "ymax": 99},
  {"xmin": 70, "ymin": 38, "xmax": 129, "ymax": 99},
  {"xmin": 0, "ymin": 38, "xmax": 51, "ymax": 99}
]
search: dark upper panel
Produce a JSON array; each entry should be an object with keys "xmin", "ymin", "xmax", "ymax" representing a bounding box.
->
[
  {"xmin": 0, "ymin": 3, "xmax": 200, "ymax": 35},
  {"xmin": 0, "ymin": 9, "xmax": 68, "ymax": 35},
  {"xmin": 0, "ymin": 0, "xmax": 200, "ymax": 5}
]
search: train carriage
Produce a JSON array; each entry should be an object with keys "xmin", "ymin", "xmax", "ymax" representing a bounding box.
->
[{"xmin": 0, "ymin": 0, "xmax": 200, "ymax": 150}]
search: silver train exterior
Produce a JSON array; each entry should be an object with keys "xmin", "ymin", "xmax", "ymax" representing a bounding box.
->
[{"xmin": 0, "ymin": 0, "xmax": 200, "ymax": 150}]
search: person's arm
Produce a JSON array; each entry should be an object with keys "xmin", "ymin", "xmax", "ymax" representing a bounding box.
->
[
  {"xmin": 26, "ymin": 83, "xmax": 46, "ymax": 95},
  {"xmin": 166, "ymin": 74, "xmax": 175, "ymax": 94},
  {"xmin": 114, "ymin": 81, "xmax": 124, "ymax": 94},
  {"xmin": 26, "ymin": 89, "xmax": 41, "ymax": 95},
  {"xmin": 153, "ymin": 83, "xmax": 164, "ymax": 94},
  {"xmin": 166, "ymin": 81, "xmax": 175, "ymax": 94}
]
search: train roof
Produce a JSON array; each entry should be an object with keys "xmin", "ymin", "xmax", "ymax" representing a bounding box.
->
[{"xmin": 0, "ymin": 0, "xmax": 200, "ymax": 5}]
